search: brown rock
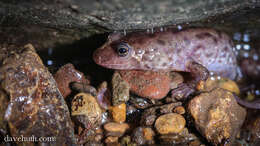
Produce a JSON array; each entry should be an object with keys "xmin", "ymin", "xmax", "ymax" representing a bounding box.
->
[
  {"xmin": 110, "ymin": 103, "xmax": 126, "ymax": 123},
  {"xmin": 119, "ymin": 70, "xmax": 171, "ymax": 99},
  {"xmin": 174, "ymin": 106, "xmax": 186, "ymax": 115},
  {"xmin": 104, "ymin": 122, "xmax": 129, "ymax": 137},
  {"xmin": 0, "ymin": 90, "xmax": 8, "ymax": 135},
  {"xmin": 71, "ymin": 93, "xmax": 102, "ymax": 128},
  {"xmin": 112, "ymin": 72, "xmax": 130, "ymax": 105},
  {"xmin": 155, "ymin": 113, "xmax": 186, "ymax": 134},
  {"xmin": 105, "ymin": 136, "xmax": 119, "ymax": 143},
  {"xmin": 200, "ymin": 75, "xmax": 240, "ymax": 94},
  {"xmin": 188, "ymin": 88, "xmax": 247, "ymax": 145},
  {"xmin": 0, "ymin": 44, "xmax": 76, "ymax": 145},
  {"xmin": 143, "ymin": 127, "xmax": 155, "ymax": 141},
  {"xmin": 159, "ymin": 128, "xmax": 197, "ymax": 145},
  {"xmin": 140, "ymin": 102, "xmax": 182, "ymax": 126},
  {"xmin": 54, "ymin": 63, "xmax": 89, "ymax": 98}
]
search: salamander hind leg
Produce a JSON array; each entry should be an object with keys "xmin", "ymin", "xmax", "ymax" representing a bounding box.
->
[{"xmin": 171, "ymin": 61, "xmax": 209, "ymax": 101}]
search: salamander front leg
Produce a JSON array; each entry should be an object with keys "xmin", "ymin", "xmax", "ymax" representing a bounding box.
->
[{"xmin": 187, "ymin": 61, "xmax": 209, "ymax": 83}]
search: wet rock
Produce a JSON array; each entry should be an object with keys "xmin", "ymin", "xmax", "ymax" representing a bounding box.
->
[
  {"xmin": 131, "ymin": 127, "xmax": 155, "ymax": 145},
  {"xmin": 155, "ymin": 113, "xmax": 186, "ymax": 134},
  {"xmin": 96, "ymin": 81, "xmax": 111, "ymax": 110},
  {"xmin": 188, "ymin": 88, "xmax": 247, "ymax": 145},
  {"xmin": 109, "ymin": 103, "xmax": 126, "ymax": 123},
  {"xmin": 112, "ymin": 72, "xmax": 130, "ymax": 105},
  {"xmin": 71, "ymin": 93, "xmax": 103, "ymax": 128},
  {"xmin": 104, "ymin": 122, "xmax": 129, "ymax": 137},
  {"xmin": 174, "ymin": 106, "xmax": 186, "ymax": 115},
  {"xmin": 159, "ymin": 128, "xmax": 198, "ymax": 145},
  {"xmin": 129, "ymin": 95, "xmax": 153, "ymax": 109},
  {"xmin": 71, "ymin": 82, "xmax": 97, "ymax": 97},
  {"xmin": 188, "ymin": 139, "xmax": 203, "ymax": 146},
  {"xmin": 0, "ymin": 90, "xmax": 8, "ymax": 135},
  {"xmin": 119, "ymin": 70, "xmax": 171, "ymax": 99},
  {"xmin": 54, "ymin": 63, "xmax": 89, "ymax": 98},
  {"xmin": 105, "ymin": 136, "xmax": 119, "ymax": 144},
  {"xmin": 140, "ymin": 102, "xmax": 182, "ymax": 126},
  {"xmin": 200, "ymin": 75, "xmax": 240, "ymax": 94},
  {"xmin": 0, "ymin": 44, "xmax": 76, "ymax": 145}
]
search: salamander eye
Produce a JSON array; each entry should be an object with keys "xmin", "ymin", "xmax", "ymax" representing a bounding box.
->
[{"xmin": 117, "ymin": 43, "xmax": 130, "ymax": 57}]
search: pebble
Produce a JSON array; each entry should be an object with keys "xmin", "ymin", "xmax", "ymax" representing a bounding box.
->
[
  {"xmin": 143, "ymin": 127, "xmax": 155, "ymax": 141},
  {"xmin": 104, "ymin": 122, "xmax": 129, "ymax": 137},
  {"xmin": 155, "ymin": 113, "xmax": 186, "ymax": 134},
  {"xmin": 112, "ymin": 72, "xmax": 130, "ymax": 105},
  {"xmin": 54, "ymin": 63, "xmax": 89, "ymax": 98},
  {"xmin": 188, "ymin": 88, "xmax": 246, "ymax": 145},
  {"xmin": 105, "ymin": 136, "xmax": 119, "ymax": 143},
  {"xmin": 173, "ymin": 106, "xmax": 186, "ymax": 115},
  {"xmin": 158, "ymin": 128, "xmax": 197, "ymax": 145},
  {"xmin": 200, "ymin": 75, "xmax": 240, "ymax": 94},
  {"xmin": 119, "ymin": 70, "xmax": 171, "ymax": 99},
  {"xmin": 109, "ymin": 103, "xmax": 126, "ymax": 123},
  {"xmin": 71, "ymin": 93, "xmax": 102, "ymax": 128},
  {"xmin": 140, "ymin": 102, "xmax": 182, "ymax": 126}
]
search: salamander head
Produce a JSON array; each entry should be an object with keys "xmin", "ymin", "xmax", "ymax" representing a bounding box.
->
[{"xmin": 93, "ymin": 33, "xmax": 141, "ymax": 70}]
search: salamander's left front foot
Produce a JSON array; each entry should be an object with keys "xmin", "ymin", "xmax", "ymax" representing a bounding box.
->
[{"xmin": 187, "ymin": 61, "xmax": 209, "ymax": 83}]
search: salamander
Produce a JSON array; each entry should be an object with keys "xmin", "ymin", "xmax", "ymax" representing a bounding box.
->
[
  {"xmin": 92, "ymin": 27, "xmax": 260, "ymax": 109},
  {"xmin": 93, "ymin": 28, "xmax": 238, "ymax": 80}
]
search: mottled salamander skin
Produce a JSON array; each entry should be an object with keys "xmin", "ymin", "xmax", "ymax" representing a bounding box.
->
[{"xmin": 93, "ymin": 28, "xmax": 238, "ymax": 80}]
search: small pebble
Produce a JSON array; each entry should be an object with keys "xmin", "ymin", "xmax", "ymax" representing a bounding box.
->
[
  {"xmin": 143, "ymin": 127, "xmax": 155, "ymax": 141},
  {"xmin": 201, "ymin": 75, "xmax": 240, "ymax": 94},
  {"xmin": 71, "ymin": 93, "xmax": 102, "ymax": 128},
  {"xmin": 104, "ymin": 122, "xmax": 129, "ymax": 137},
  {"xmin": 155, "ymin": 113, "xmax": 186, "ymax": 134},
  {"xmin": 110, "ymin": 103, "xmax": 126, "ymax": 123},
  {"xmin": 105, "ymin": 136, "xmax": 118, "ymax": 143},
  {"xmin": 173, "ymin": 106, "xmax": 186, "ymax": 115}
]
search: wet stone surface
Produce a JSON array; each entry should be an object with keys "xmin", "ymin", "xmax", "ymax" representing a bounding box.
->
[
  {"xmin": 188, "ymin": 88, "xmax": 247, "ymax": 145},
  {"xmin": 140, "ymin": 102, "xmax": 182, "ymax": 126},
  {"xmin": 71, "ymin": 93, "xmax": 103, "ymax": 128},
  {"xmin": 104, "ymin": 122, "xmax": 130, "ymax": 137},
  {"xmin": 0, "ymin": 44, "xmax": 76, "ymax": 145},
  {"xmin": 54, "ymin": 63, "xmax": 89, "ymax": 98},
  {"xmin": 155, "ymin": 113, "xmax": 186, "ymax": 135}
]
